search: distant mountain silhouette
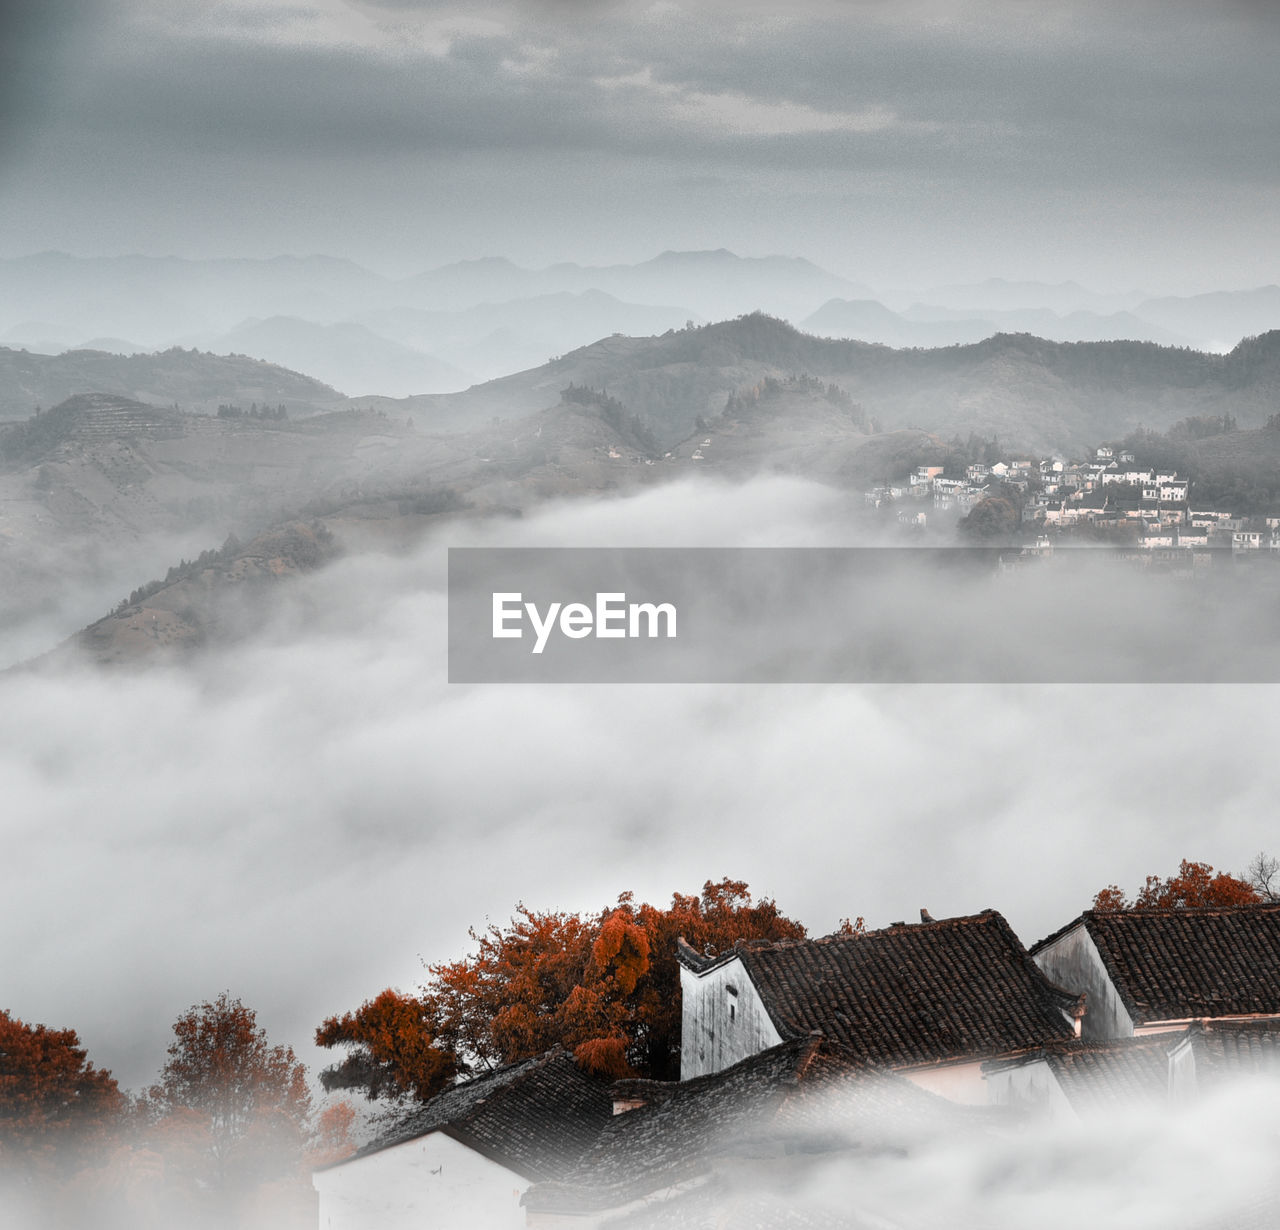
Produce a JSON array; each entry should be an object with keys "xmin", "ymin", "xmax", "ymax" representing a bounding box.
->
[
  {"xmin": 202, "ymin": 317, "xmax": 472, "ymax": 397},
  {"xmin": 388, "ymin": 315, "xmax": 1280, "ymax": 454},
  {"xmin": 1135, "ymin": 286, "xmax": 1280, "ymax": 350},
  {"xmin": 355, "ymin": 289, "xmax": 699, "ymax": 384},
  {"xmin": 804, "ymin": 299, "xmax": 1192, "ymax": 349}
]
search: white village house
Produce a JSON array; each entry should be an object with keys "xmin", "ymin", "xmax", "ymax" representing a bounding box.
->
[
  {"xmin": 982, "ymin": 1033, "xmax": 1176, "ymax": 1122},
  {"xmin": 674, "ymin": 909, "xmax": 1083, "ymax": 1104},
  {"xmin": 1029, "ymin": 902, "xmax": 1280, "ymax": 1040},
  {"xmin": 315, "ymin": 902, "xmax": 1280, "ymax": 1228},
  {"xmin": 313, "ymin": 1051, "xmax": 613, "ymax": 1230},
  {"xmin": 520, "ymin": 1035, "xmax": 992, "ymax": 1229},
  {"xmin": 984, "ymin": 905, "xmax": 1280, "ymax": 1122}
]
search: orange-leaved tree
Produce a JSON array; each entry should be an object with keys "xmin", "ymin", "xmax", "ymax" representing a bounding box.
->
[
  {"xmin": 317, "ymin": 878, "xmax": 806, "ymax": 1095},
  {"xmin": 1092, "ymin": 859, "xmax": 1261, "ymax": 911},
  {"xmin": 142, "ymin": 992, "xmax": 311, "ymax": 1191},
  {"xmin": 0, "ymin": 1009, "xmax": 123, "ymax": 1179},
  {"xmin": 314, "ymin": 989, "xmax": 458, "ymax": 1102},
  {"xmin": 306, "ymin": 1101, "xmax": 358, "ymax": 1170}
]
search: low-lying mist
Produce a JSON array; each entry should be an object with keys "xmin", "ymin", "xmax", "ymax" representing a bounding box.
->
[
  {"xmin": 747, "ymin": 1076, "xmax": 1280, "ymax": 1230},
  {"xmin": 3, "ymin": 474, "xmax": 1277, "ymax": 1103},
  {"xmin": 8, "ymin": 1076, "xmax": 1277, "ymax": 1229},
  {"xmin": 0, "ymin": 526, "xmax": 230, "ymax": 670}
]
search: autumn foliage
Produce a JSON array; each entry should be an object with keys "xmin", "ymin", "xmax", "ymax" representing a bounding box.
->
[
  {"xmin": 306, "ymin": 1101, "xmax": 358, "ymax": 1170},
  {"xmin": 314, "ymin": 988, "xmax": 458, "ymax": 1101},
  {"xmin": 317, "ymin": 878, "xmax": 806, "ymax": 1096},
  {"xmin": 140, "ymin": 992, "xmax": 311, "ymax": 1190},
  {"xmin": 1, "ymin": 995, "xmax": 329, "ymax": 1230},
  {"xmin": 1092, "ymin": 859, "xmax": 1262, "ymax": 911},
  {"xmin": 0, "ymin": 1009, "xmax": 123, "ymax": 1177}
]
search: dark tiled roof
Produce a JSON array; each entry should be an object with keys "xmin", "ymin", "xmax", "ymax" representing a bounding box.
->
[
  {"xmin": 1044, "ymin": 1035, "xmax": 1174, "ymax": 1112},
  {"xmin": 694, "ymin": 911, "xmax": 1078, "ymax": 1066},
  {"xmin": 1034, "ymin": 905, "xmax": 1280, "ymax": 1025},
  {"xmin": 524, "ymin": 1036, "xmax": 994, "ymax": 1215},
  {"xmin": 980, "ymin": 1034, "xmax": 1176, "ymax": 1114},
  {"xmin": 332, "ymin": 1049, "xmax": 613, "ymax": 1180},
  {"xmin": 1186, "ymin": 1018, "xmax": 1280, "ymax": 1082}
]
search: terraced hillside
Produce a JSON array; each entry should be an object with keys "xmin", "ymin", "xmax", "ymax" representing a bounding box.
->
[{"xmin": 0, "ymin": 345, "xmax": 345, "ymax": 420}]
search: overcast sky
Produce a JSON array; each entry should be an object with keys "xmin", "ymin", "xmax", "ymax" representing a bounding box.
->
[{"xmin": 2, "ymin": 0, "xmax": 1279, "ymax": 292}]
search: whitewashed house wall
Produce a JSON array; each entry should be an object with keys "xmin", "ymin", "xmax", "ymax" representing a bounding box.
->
[
  {"xmin": 680, "ymin": 954, "xmax": 783, "ymax": 1079},
  {"xmin": 1032, "ymin": 924, "xmax": 1135, "ymax": 1040},
  {"xmin": 984, "ymin": 1058, "xmax": 1077, "ymax": 1121},
  {"xmin": 900, "ymin": 1060, "xmax": 990, "ymax": 1105},
  {"xmin": 313, "ymin": 1132, "xmax": 528, "ymax": 1230},
  {"xmin": 1167, "ymin": 1034, "xmax": 1197, "ymax": 1105}
]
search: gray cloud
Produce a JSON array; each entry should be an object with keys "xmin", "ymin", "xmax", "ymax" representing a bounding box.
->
[
  {"xmin": 0, "ymin": 0, "xmax": 103, "ymax": 157},
  {"xmin": 0, "ymin": 0, "xmax": 1273, "ymax": 292},
  {"xmin": 55, "ymin": 1, "xmax": 1277, "ymax": 187}
]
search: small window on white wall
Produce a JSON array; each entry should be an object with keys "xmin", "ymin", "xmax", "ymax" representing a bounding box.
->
[{"xmin": 726, "ymin": 984, "xmax": 738, "ymax": 1022}]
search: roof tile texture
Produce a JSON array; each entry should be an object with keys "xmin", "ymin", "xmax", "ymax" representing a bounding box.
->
[
  {"xmin": 355, "ymin": 1049, "xmax": 613, "ymax": 1180},
  {"xmin": 730, "ymin": 910, "xmax": 1078, "ymax": 1065},
  {"xmin": 1074, "ymin": 905, "xmax": 1280, "ymax": 1024},
  {"xmin": 525, "ymin": 1036, "xmax": 988, "ymax": 1214}
]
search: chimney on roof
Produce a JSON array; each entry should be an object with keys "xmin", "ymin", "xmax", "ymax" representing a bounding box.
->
[{"xmin": 920, "ymin": 907, "xmax": 936, "ymax": 923}]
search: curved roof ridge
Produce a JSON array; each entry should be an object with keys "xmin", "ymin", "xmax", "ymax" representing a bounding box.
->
[
  {"xmin": 1039, "ymin": 906, "xmax": 1280, "ymax": 1024},
  {"xmin": 1033, "ymin": 901, "xmax": 1280, "ymax": 954},
  {"xmin": 730, "ymin": 909, "xmax": 1075, "ymax": 1065}
]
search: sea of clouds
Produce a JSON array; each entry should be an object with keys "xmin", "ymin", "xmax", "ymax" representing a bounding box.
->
[{"xmin": 2, "ymin": 475, "xmax": 1276, "ymax": 1105}]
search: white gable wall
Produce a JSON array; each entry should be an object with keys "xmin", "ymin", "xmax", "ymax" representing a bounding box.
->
[
  {"xmin": 901, "ymin": 1060, "xmax": 989, "ymax": 1105},
  {"xmin": 1167, "ymin": 1034, "xmax": 1197, "ymax": 1105},
  {"xmin": 680, "ymin": 955, "xmax": 783, "ymax": 1079},
  {"xmin": 1032, "ymin": 923, "xmax": 1135, "ymax": 1040},
  {"xmin": 984, "ymin": 1059, "xmax": 1077, "ymax": 1121},
  {"xmin": 313, "ymin": 1131, "xmax": 528, "ymax": 1230}
]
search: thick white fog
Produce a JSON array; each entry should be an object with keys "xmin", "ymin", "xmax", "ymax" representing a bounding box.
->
[
  {"xmin": 2, "ymin": 475, "xmax": 1276, "ymax": 1095},
  {"xmin": 764, "ymin": 1076, "xmax": 1280, "ymax": 1230}
]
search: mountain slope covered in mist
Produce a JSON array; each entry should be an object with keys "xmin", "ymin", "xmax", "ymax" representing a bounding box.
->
[
  {"xmin": 387, "ymin": 316, "xmax": 1280, "ymax": 455},
  {"xmin": 205, "ymin": 317, "xmax": 471, "ymax": 398},
  {"xmin": 0, "ymin": 396, "xmax": 422, "ymax": 664},
  {"xmin": 8, "ymin": 378, "xmax": 951, "ymax": 667},
  {"xmin": 0, "ymin": 345, "xmax": 346, "ymax": 420},
  {"xmin": 10, "ymin": 319, "xmax": 1280, "ymax": 666},
  {"xmin": 353, "ymin": 289, "xmax": 700, "ymax": 385}
]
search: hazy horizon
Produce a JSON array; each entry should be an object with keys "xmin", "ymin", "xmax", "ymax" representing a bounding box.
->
[
  {"xmin": 3, "ymin": 1, "xmax": 1279, "ymax": 296},
  {"xmin": 0, "ymin": 237, "xmax": 1273, "ymax": 308}
]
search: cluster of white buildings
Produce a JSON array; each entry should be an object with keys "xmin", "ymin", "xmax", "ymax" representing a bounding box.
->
[{"xmin": 867, "ymin": 444, "xmax": 1280, "ymax": 553}]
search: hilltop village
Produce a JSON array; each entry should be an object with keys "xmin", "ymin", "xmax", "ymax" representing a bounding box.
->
[{"xmin": 867, "ymin": 445, "xmax": 1280, "ymax": 553}]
